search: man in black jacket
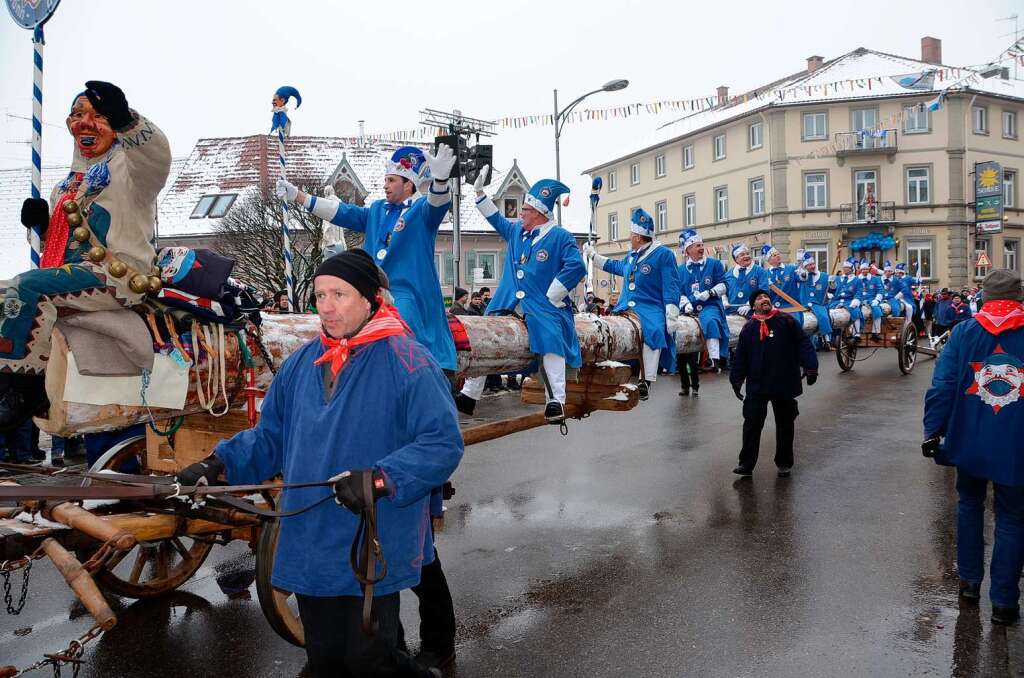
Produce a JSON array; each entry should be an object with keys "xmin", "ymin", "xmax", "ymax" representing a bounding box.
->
[{"xmin": 730, "ymin": 289, "xmax": 818, "ymax": 477}]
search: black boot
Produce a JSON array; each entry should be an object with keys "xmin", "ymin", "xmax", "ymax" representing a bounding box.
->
[
  {"xmin": 0, "ymin": 374, "xmax": 48, "ymax": 433},
  {"xmin": 454, "ymin": 393, "xmax": 476, "ymax": 416},
  {"xmin": 637, "ymin": 380, "xmax": 650, "ymax": 401},
  {"xmin": 544, "ymin": 401, "xmax": 565, "ymax": 424}
]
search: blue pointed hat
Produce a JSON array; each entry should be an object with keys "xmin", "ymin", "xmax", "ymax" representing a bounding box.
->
[
  {"xmin": 800, "ymin": 250, "xmax": 815, "ymax": 264},
  {"xmin": 275, "ymin": 86, "xmax": 302, "ymax": 108},
  {"xmin": 626, "ymin": 208, "xmax": 654, "ymax": 237},
  {"xmin": 883, "ymin": 259, "xmax": 894, "ymax": 271},
  {"xmin": 761, "ymin": 244, "xmax": 779, "ymax": 259},
  {"xmin": 843, "ymin": 256, "xmax": 856, "ymax": 269},
  {"xmin": 524, "ymin": 179, "xmax": 570, "ymax": 218},
  {"xmin": 385, "ymin": 146, "xmax": 428, "ymax": 184},
  {"xmin": 895, "ymin": 262, "xmax": 907, "ymax": 272},
  {"xmin": 731, "ymin": 243, "xmax": 750, "ymax": 262},
  {"xmin": 679, "ymin": 228, "xmax": 701, "ymax": 250},
  {"xmin": 857, "ymin": 259, "xmax": 869, "ymax": 270}
]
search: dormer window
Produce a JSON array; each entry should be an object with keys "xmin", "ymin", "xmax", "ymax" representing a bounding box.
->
[{"xmin": 191, "ymin": 193, "xmax": 237, "ymax": 219}]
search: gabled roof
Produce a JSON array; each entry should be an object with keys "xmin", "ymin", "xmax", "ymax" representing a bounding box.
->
[
  {"xmin": 584, "ymin": 47, "xmax": 1024, "ymax": 173},
  {"xmin": 325, "ymin": 153, "xmax": 370, "ymax": 201},
  {"xmin": 490, "ymin": 159, "xmax": 531, "ymax": 198}
]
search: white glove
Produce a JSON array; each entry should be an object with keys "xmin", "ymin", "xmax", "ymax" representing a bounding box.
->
[
  {"xmin": 895, "ymin": 292, "xmax": 905, "ymax": 301},
  {"xmin": 850, "ymin": 298, "xmax": 861, "ymax": 308},
  {"xmin": 874, "ymin": 294, "xmax": 883, "ymax": 303},
  {"xmin": 581, "ymin": 242, "xmax": 596, "ymax": 260},
  {"xmin": 474, "ymin": 165, "xmax": 490, "ymax": 196},
  {"xmin": 276, "ymin": 178, "xmax": 298, "ymax": 202},
  {"xmin": 695, "ymin": 289, "xmax": 711, "ymax": 302},
  {"xmin": 665, "ymin": 304, "xmax": 680, "ymax": 323},
  {"xmin": 737, "ymin": 304, "xmax": 750, "ymax": 317},
  {"xmin": 425, "ymin": 144, "xmax": 456, "ymax": 182},
  {"xmin": 683, "ymin": 301, "xmax": 694, "ymax": 315}
]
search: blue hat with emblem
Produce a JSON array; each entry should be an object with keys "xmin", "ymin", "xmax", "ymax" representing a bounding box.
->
[
  {"xmin": 630, "ymin": 208, "xmax": 655, "ymax": 237},
  {"xmin": 883, "ymin": 259, "xmax": 894, "ymax": 272},
  {"xmin": 731, "ymin": 243, "xmax": 750, "ymax": 262},
  {"xmin": 842, "ymin": 256, "xmax": 856, "ymax": 269},
  {"xmin": 524, "ymin": 179, "xmax": 570, "ymax": 218},
  {"xmin": 385, "ymin": 146, "xmax": 428, "ymax": 185},
  {"xmin": 679, "ymin": 228, "xmax": 701, "ymax": 250},
  {"xmin": 895, "ymin": 262, "xmax": 907, "ymax": 272},
  {"xmin": 761, "ymin": 244, "xmax": 780, "ymax": 259},
  {"xmin": 274, "ymin": 86, "xmax": 302, "ymax": 108},
  {"xmin": 857, "ymin": 259, "xmax": 869, "ymax": 270},
  {"xmin": 800, "ymin": 250, "xmax": 815, "ymax": 264}
]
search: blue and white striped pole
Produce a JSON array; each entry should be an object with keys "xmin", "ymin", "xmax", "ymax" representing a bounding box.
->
[
  {"xmin": 277, "ymin": 126, "xmax": 294, "ymax": 311},
  {"xmin": 29, "ymin": 24, "xmax": 44, "ymax": 269}
]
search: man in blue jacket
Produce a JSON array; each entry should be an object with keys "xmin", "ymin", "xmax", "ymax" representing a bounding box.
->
[
  {"xmin": 730, "ymin": 288, "xmax": 818, "ymax": 478},
  {"xmin": 725, "ymin": 243, "xmax": 769, "ymax": 318},
  {"xmin": 678, "ymin": 228, "xmax": 729, "ymax": 372},
  {"xmin": 796, "ymin": 251, "xmax": 832, "ymax": 348},
  {"xmin": 923, "ymin": 269, "xmax": 1024, "ymax": 625},
  {"xmin": 179, "ymin": 250, "xmax": 463, "ymax": 677}
]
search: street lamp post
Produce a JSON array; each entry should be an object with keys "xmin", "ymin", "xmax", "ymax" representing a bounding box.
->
[{"xmin": 553, "ymin": 78, "xmax": 629, "ymax": 223}]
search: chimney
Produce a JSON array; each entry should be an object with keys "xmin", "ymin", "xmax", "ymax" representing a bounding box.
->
[
  {"xmin": 921, "ymin": 36, "xmax": 942, "ymax": 65},
  {"xmin": 717, "ymin": 85, "xmax": 729, "ymax": 105},
  {"xmin": 806, "ymin": 55, "xmax": 824, "ymax": 73},
  {"xmin": 358, "ymin": 119, "xmax": 365, "ymax": 145}
]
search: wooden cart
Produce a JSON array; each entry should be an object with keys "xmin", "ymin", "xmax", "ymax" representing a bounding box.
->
[{"xmin": 833, "ymin": 314, "xmax": 928, "ymax": 375}]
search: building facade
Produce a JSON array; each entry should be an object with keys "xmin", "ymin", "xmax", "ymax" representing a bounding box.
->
[{"xmin": 585, "ymin": 38, "xmax": 1024, "ymax": 293}]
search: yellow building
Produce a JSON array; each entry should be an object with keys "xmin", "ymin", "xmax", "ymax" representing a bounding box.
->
[{"xmin": 584, "ymin": 38, "xmax": 1023, "ymax": 293}]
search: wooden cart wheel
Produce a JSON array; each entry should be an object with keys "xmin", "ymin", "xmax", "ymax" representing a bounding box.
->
[
  {"xmin": 80, "ymin": 436, "xmax": 214, "ymax": 598},
  {"xmin": 255, "ymin": 518, "xmax": 305, "ymax": 647},
  {"xmin": 898, "ymin": 320, "xmax": 918, "ymax": 375},
  {"xmin": 835, "ymin": 326, "xmax": 857, "ymax": 372}
]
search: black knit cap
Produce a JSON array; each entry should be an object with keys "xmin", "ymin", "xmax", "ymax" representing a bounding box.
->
[
  {"xmin": 314, "ymin": 249, "xmax": 382, "ymax": 303},
  {"xmin": 749, "ymin": 288, "xmax": 771, "ymax": 304}
]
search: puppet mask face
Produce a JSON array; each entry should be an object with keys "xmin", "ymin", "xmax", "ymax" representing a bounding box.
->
[
  {"xmin": 67, "ymin": 96, "xmax": 116, "ymax": 159},
  {"xmin": 970, "ymin": 355, "xmax": 1024, "ymax": 414}
]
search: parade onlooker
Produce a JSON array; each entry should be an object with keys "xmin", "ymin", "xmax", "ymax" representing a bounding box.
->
[
  {"xmin": 272, "ymin": 290, "xmax": 291, "ymax": 313},
  {"xmin": 449, "ymin": 287, "xmax": 471, "ymax": 316},
  {"xmin": 479, "ymin": 286, "xmax": 491, "ymax": 308},
  {"xmin": 932, "ymin": 289, "xmax": 953, "ymax": 339},
  {"xmin": 950, "ymin": 293, "xmax": 973, "ymax": 326},
  {"xmin": 923, "ymin": 269, "xmax": 1024, "ymax": 625},
  {"xmin": 468, "ymin": 292, "xmax": 485, "ymax": 316},
  {"xmin": 730, "ymin": 289, "xmax": 818, "ymax": 478}
]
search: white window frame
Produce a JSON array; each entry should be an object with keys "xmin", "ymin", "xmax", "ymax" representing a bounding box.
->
[
  {"xmin": 608, "ymin": 212, "xmax": 619, "ymax": 241},
  {"xmin": 750, "ymin": 177, "xmax": 765, "ymax": 216},
  {"xmin": 630, "ymin": 162, "xmax": 640, "ymax": 185},
  {"xmin": 475, "ymin": 251, "xmax": 498, "ymax": 283},
  {"xmin": 713, "ymin": 134, "xmax": 726, "ymax": 161},
  {"xmin": 683, "ymin": 144, "xmax": 694, "ymax": 170},
  {"xmin": 748, "ymin": 121, "xmax": 763, "ymax": 150},
  {"xmin": 1005, "ymin": 239, "xmax": 1019, "ymax": 272},
  {"xmin": 655, "ymin": 154, "xmax": 666, "ymax": 178},
  {"xmin": 906, "ymin": 166, "xmax": 930, "ymax": 205},
  {"xmin": 683, "ymin": 194, "xmax": 696, "ymax": 227},
  {"xmin": 974, "ymin": 105, "xmax": 989, "ymax": 134},
  {"xmin": 904, "ymin": 105, "xmax": 929, "ymax": 133},
  {"xmin": 804, "ymin": 172, "xmax": 827, "ymax": 209},
  {"xmin": 714, "ymin": 186, "xmax": 728, "ymax": 222},
  {"xmin": 1004, "ymin": 110, "xmax": 1018, "ymax": 139},
  {"xmin": 907, "ymin": 239, "xmax": 933, "ymax": 279},
  {"xmin": 975, "ymin": 238, "xmax": 991, "ymax": 279},
  {"xmin": 607, "ymin": 170, "xmax": 617, "ymax": 192},
  {"xmin": 802, "ymin": 112, "xmax": 827, "ymax": 140},
  {"xmin": 1005, "ymin": 170, "xmax": 1017, "ymax": 208},
  {"xmin": 655, "ymin": 200, "xmax": 668, "ymax": 232},
  {"xmin": 803, "ymin": 242, "xmax": 828, "ymax": 272}
]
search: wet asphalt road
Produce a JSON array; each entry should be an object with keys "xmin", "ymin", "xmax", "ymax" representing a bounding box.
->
[{"xmin": 3, "ymin": 352, "xmax": 1023, "ymax": 677}]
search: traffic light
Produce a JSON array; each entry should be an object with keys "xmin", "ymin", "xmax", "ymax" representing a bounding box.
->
[{"xmin": 464, "ymin": 144, "xmax": 493, "ymax": 186}]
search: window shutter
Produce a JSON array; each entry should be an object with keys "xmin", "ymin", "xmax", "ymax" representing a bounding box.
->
[{"xmin": 466, "ymin": 250, "xmax": 477, "ymax": 280}]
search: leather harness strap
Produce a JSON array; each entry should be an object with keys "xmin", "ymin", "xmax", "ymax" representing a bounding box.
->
[{"xmin": 350, "ymin": 471, "xmax": 386, "ymax": 636}]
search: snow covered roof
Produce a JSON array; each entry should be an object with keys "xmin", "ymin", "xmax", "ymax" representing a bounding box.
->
[{"xmin": 585, "ymin": 47, "xmax": 1024, "ymax": 173}]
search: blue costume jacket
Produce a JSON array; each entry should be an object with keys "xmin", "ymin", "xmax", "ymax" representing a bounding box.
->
[
  {"xmin": 678, "ymin": 257, "xmax": 730, "ymax": 356},
  {"xmin": 602, "ymin": 242, "xmax": 681, "ymax": 350},
  {"xmin": 798, "ymin": 271, "xmax": 833, "ymax": 336},
  {"xmin": 315, "ymin": 192, "xmax": 457, "ymax": 371},
  {"xmin": 896, "ymin": 275, "xmax": 919, "ymax": 315},
  {"xmin": 215, "ymin": 334, "xmax": 464, "ymax": 596},
  {"xmin": 476, "ymin": 198, "xmax": 586, "ymax": 366},
  {"xmin": 725, "ymin": 264, "xmax": 769, "ymax": 313},
  {"xmin": 829, "ymin": 274, "xmax": 863, "ymax": 322},
  {"xmin": 857, "ymin": 274, "xmax": 885, "ymax": 321},
  {"xmin": 880, "ymin": 275, "xmax": 904, "ymax": 317},
  {"xmin": 766, "ymin": 264, "xmax": 803, "ymax": 325},
  {"xmin": 924, "ymin": 319, "xmax": 1024, "ymax": 485}
]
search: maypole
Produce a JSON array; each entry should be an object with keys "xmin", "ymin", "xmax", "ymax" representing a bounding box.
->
[
  {"xmin": 270, "ymin": 85, "xmax": 301, "ymax": 312},
  {"xmin": 5, "ymin": 0, "xmax": 62, "ymax": 269},
  {"xmin": 586, "ymin": 176, "xmax": 602, "ymax": 294}
]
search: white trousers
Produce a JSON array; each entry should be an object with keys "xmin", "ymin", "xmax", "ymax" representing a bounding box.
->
[
  {"xmin": 871, "ymin": 314, "xmax": 881, "ymax": 333},
  {"xmin": 460, "ymin": 353, "xmax": 567, "ymax": 403},
  {"xmin": 642, "ymin": 346, "xmax": 661, "ymax": 382},
  {"xmin": 461, "ymin": 375, "xmax": 486, "ymax": 400},
  {"xmin": 706, "ymin": 338, "xmax": 720, "ymax": 361}
]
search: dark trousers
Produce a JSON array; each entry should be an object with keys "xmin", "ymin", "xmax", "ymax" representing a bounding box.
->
[
  {"xmin": 676, "ymin": 353, "xmax": 700, "ymax": 391},
  {"xmin": 295, "ymin": 592, "xmax": 430, "ymax": 678},
  {"xmin": 397, "ymin": 549, "xmax": 457, "ymax": 655},
  {"xmin": 738, "ymin": 395, "xmax": 799, "ymax": 470},
  {"xmin": 955, "ymin": 470, "xmax": 1024, "ymax": 608}
]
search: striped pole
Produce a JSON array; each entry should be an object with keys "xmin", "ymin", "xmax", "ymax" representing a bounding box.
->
[
  {"xmin": 29, "ymin": 24, "xmax": 44, "ymax": 269},
  {"xmin": 277, "ymin": 126, "xmax": 294, "ymax": 311}
]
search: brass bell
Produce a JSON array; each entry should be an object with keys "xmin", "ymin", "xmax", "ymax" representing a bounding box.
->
[
  {"xmin": 87, "ymin": 245, "xmax": 106, "ymax": 263},
  {"xmin": 128, "ymin": 274, "xmax": 149, "ymax": 294},
  {"xmin": 146, "ymin": 276, "xmax": 163, "ymax": 294},
  {"xmin": 62, "ymin": 200, "xmax": 79, "ymax": 215},
  {"xmin": 66, "ymin": 211, "xmax": 83, "ymax": 227},
  {"xmin": 72, "ymin": 227, "xmax": 90, "ymax": 243},
  {"xmin": 108, "ymin": 260, "xmax": 128, "ymax": 278}
]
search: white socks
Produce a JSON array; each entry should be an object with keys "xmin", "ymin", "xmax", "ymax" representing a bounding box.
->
[
  {"xmin": 542, "ymin": 353, "xmax": 567, "ymax": 403},
  {"xmin": 706, "ymin": 338, "xmax": 720, "ymax": 361},
  {"xmin": 642, "ymin": 346, "xmax": 661, "ymax": 382},
  {"xmin": 461, "ymin": 376, "xmax": 486, "ymax": 400}
]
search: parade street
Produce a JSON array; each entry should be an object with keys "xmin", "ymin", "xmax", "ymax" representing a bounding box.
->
[{"xmin": 1, "ymin": 354, "xmax": 1017, "ymax": 678}]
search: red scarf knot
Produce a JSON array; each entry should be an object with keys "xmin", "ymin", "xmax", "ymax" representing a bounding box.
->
[
  {"xmin": 40, "ymin": 185, "xmax": 82, "ymax": 269},
  {"xmin": 314, "ymin": 303, "xmax": 410, "ymax": 377},
  {"xmin": 975, "ymin": 300, "xmax": 1024, "ymax": 336},
  {"xmin": 752, "ymin": 308, "xmax": 780, "ymax": 341}
]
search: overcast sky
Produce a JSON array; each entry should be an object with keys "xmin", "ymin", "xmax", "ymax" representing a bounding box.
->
[{"xmin": 0, "ymin": 0, "xmax": 1018, "ymax": 229}]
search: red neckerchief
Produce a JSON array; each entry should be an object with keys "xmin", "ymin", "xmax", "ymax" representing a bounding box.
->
[
  {"xmin": 41, "ymin": 184, "xmax": 82, "ymax": 269},
  {"xmin": 751, "ymin": 307, "xmax": 780, "ymax": 341},
  {"xmin": 314, "ymin": 303, "xmax": 410, "ymax": 377},
  {"xmin": 975, "ymin": 300, "xmax": 1024, "ymax": 335}
]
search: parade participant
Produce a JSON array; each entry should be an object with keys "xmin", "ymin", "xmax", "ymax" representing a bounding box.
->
[
  {"xmin": 725, "ymin": 243, "xmax": 769, "ymax": 318},
  {"xmin": 762, "ymin": 244, "xmax": 803, "ymax": 325},
  {"xmin": 1, "ymin": 81, "xmax": 171, "ymax": 431},
  {"xmin": 585, "ymin": 208, "xmax": 680, "ymax": 400},
  {"xmin": 796, "ymin": 252, "xmax": 832, "ymax": 348},
  {"xmin": 893, "ymin": 262, "xmax": 918, "ymax": 324},
  {"xmin": 828, "ymin": 257, "xmax": 862, "ymax": 342},
  {"xmin": 458, "ymin": 172, "xmax": 586, "ymax": 423},
  {"xmin": 923, "ymin": 269, "xmax": 1024, "ymax": 625},
  {"xmin": 677, "ymin": 229, "xmax": 729, "ymax": 372},
  {"xmin": 277, "ymin": 144, "xmax": 458, "ymax": 372},
  {"xmin": 730, "ymin": 289, "xmax": 818, "ymax": 478},
  {"xmin": 856, "ymin": 259, "xmax": 884, "ymax": 339},
  {"xmin": 879, "ymin": 260, "xmax": 904, "ymax": 320},
  {"xmin": 179, "ymin": 250, "xmax": 462, "ymax": 676}
]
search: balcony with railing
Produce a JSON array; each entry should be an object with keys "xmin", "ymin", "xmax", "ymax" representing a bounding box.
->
[
  {"xmin": 834, "ymin": 129, "xmax": 898, "ymax": 157},
  {"xmin": 840, "ymin": 201, "xmax": 895, "ymax": 224}
]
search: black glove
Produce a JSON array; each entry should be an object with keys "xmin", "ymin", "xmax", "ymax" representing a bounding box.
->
[
  {"xmin": 732, "ymin": 381, "xmax": 744, "ymax": 401},
  {"xmin": 331, "ymin": 469, "xmax": 389, "ymax": 515},
  {"xmin": 177, "ymin": 455, "xmax": 225, "ymax": 486},
  {"xmin": 84, "ymin": 80, "xmax": 133, "ymax": 130},
  {"xmin": 21, "ymin": 198, "xmax": 49, "ymax": 232},
  {"xmin": 804, "ymin": 369, "xmax": 818, "ymax": 386},
  {"xmin": 922, "ymin": 434, "xmax": 942, "ymax": 458}
]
